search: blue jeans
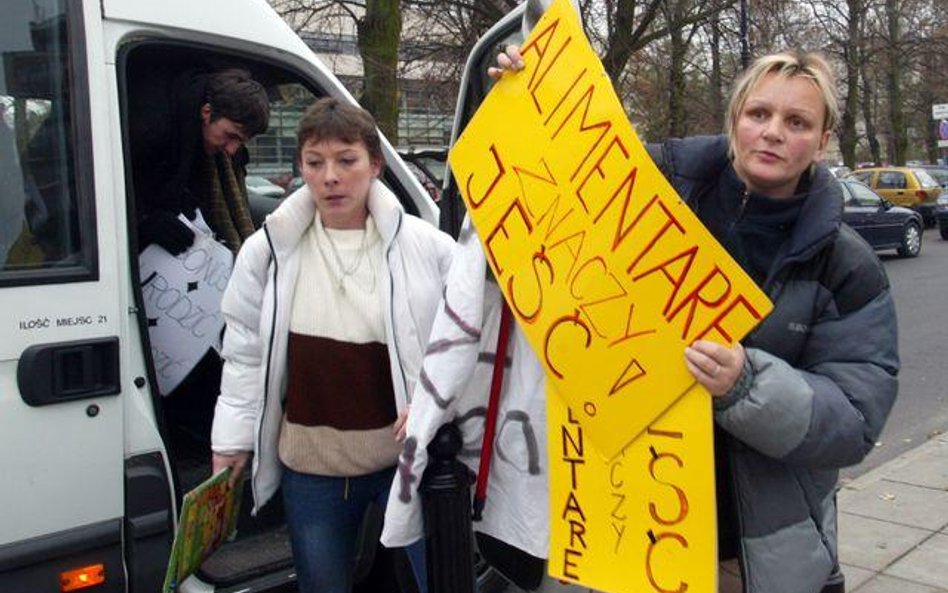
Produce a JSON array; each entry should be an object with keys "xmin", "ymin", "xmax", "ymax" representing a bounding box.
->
[{"xmin": 281, "ymin": 466, "xmax": 427, "ymax": 593}]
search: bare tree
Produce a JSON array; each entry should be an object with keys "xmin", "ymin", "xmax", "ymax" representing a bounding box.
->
[
  {"xmin": 358, "ymin": 0, "xmax": 402, "ymax": 142},
  {"xmin": 884, "ymin": 0, "xmax": 907, "ymax": 164},
  {"xmin": 270, "ymin": 0, "xmax": 403, "ymax": 143}
]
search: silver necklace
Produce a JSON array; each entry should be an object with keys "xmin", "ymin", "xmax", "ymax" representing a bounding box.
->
[{"xmin": 314, "ymin": 222, "xmax": 370, "ymax": 295}]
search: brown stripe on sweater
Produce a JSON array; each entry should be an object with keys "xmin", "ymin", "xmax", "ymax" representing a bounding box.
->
[{"xmin": 285, "ymin": 332, "xmax": 396, "ymax": 430}]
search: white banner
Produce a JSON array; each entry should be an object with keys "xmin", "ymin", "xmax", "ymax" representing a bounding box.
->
[{"xmin": 139, "ymin": 212, "xmax": 234, "ymax": 395}]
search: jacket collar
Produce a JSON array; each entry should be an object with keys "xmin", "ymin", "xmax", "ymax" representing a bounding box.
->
[
  {"xmin": 262, "ymin": 178, "xmax": 403, "ymax": 256},
  {"xmin": 781, "ymin": 164, "xmax": 842, "ymax": 263},
  {"xmin": 666, "ymin": 135, "xmax": 843, "ymax": 264}
]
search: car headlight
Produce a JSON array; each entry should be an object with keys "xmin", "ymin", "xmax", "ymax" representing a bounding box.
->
[{"xmin": 938, "ymin": 195, "xmax": 948, "ymax": 206}]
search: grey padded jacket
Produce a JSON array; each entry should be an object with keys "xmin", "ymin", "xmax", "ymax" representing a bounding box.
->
[{"xmin": 651, "ymin": 135, "xmax": 899, "ymax": 593}]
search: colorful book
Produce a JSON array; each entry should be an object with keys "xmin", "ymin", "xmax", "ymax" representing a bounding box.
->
[{"xmin": 162, "ymin": 468, "xmax": 244, "ymax": 593}]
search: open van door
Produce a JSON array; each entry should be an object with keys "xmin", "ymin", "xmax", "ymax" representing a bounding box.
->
[
  {"xmin": 107, "ymin": 1, "xmax": 441, "ymax": 592},
  {"xmin": 440, "ymin": 6, "xmax": 526, "ymax": 238},
  {"xmin": 0, "ymin": 2, "xmax": 128, "ymax": 591}
]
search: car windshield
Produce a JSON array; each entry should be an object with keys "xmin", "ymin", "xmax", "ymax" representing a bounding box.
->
[{"xmin": 912, "ymin": 169, "xmax": 939, "ymax": 188}]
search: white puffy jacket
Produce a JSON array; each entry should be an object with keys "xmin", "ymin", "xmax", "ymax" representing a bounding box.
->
[{"xmin": 211, "ymin": 180, "xmax": 454, "ymax": 512}]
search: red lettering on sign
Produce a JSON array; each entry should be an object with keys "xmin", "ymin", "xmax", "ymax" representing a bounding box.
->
[
  {"xmin": 576, "ymin": 135, "xmax": 630, "ymax": 217},
  {"xmin": 648, "ymin": 450, "xmax": 689, "ymax": 525},
  {"xmin": 631, "ymin": 246, "xmax": 699, "ymax": 318},
  {"xmin": 693, "ymin": 294, "xmax": 766, "ymax": 343},
  {"xmin": 645, "ymin": 531, "xmax": 689, "ymax": 593},
  {"xmin": 484, "ymin": 199, "xmax": 533, "ymax": 276},
  {"xmin": 609, "ymin": 302, "xmax": 657, "ymax": 346},
  {"xmin": 534, "ymin": 193, "xmax": 576, "ymax": 243},
  {"xmin": 466, "ymin": 144, "xmax": 506, "ymax": 209},
  {"xmin": 563, "ymin": 548, "xmax": 583, "ymax": 580},
  {"xmin": 563, "ymin": 490, "xmax": 587, "ymax": 523},
  {"xmin": 623, "ymin": 196, "xmax": 686, "ymax": 272},
  {"xmin": 569, "ymin": 520, "xmax": 588, "ymax": 549},
  {"xmin": 520, "ymin": 18, "xmax": 569, "ymax": 115},
  {"xmin": 544, "ymin": 311, "xmax": 591, "ymax": 379},
  {"xmin": 610, "ymin": 357, "xmax": 647, "ymax": 396},
  {"xmin": 569, "ymin": 257, "xmax": 629, "ymax": 338},
  {"xmin": 547, "ymin": 229, "xmax": 587, "ymax": 287},
  {"xmin": 507, "ymin": 248, "xmax": 553, "ymax": 324},
  {"xmin": 549, "ymin": 84, "xmax": 612, "ymax": 185},
  {"xmin": 513, "ymin": 160, "xmax": 560, "ymax": 221},
  {"xmin": 666, "ymin": 266, "xmax": 732, "ymax": 341}
]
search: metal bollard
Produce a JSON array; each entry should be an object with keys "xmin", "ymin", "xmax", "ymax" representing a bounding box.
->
[{"xmin": 421, "ymin": 422, "xmax": 476, "ymax": 593}]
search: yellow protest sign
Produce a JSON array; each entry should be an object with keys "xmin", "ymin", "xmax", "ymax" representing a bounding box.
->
[
  {"xmin": 547, "ymin": 384, "xmax": 717, "ymax": 592},
  {"xmin": 448, "ymin": 0, "xmax": 772, "ymax": 458}
]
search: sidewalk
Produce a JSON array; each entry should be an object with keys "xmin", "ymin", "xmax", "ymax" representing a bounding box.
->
[
  {"xmin": 836, "ymin": 434, "xmax": 948, "ymax": 592},
  {"xmin": 514, "ymin": 435, "xmax": 948, "ymax": 593}
]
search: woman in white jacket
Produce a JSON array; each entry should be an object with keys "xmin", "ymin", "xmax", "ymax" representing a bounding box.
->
[{"xmin": 210, "ymin": 98, "xmax": 453, "ymax": 592}]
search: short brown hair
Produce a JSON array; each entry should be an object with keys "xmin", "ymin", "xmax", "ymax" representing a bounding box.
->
[
  {"xmin": 205, "ymin": 68, "xmax": 270, "ymax": 138},
  {"xmin": 725, "ymin": 51, "xmax": 839, "ymax": 156},
  {"xmin": 296, "ymin": 97, "xmax": 383, "ymax": 166}
]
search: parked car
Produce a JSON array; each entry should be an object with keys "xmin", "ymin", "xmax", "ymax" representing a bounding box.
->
[
  {"xmin": 244, "ymin": 174, "xmax": 286, "ymax": 198},
  {"xmin": 920, "ymin": 165, "xmax": 948, "ymax": 189},
  {"xmin": 845, "ymin": 166, "xmax": 941, "ymax": 227},
  {"xmin": 398, "ymin": 146, "xmax": 448, "ymax": 202},
  {"xmin": 839, "ymin": 179, "xmax": 923, "ymax": 257},
  {"xmin": 828, "ymin": 165, "xmax": 851, "ymax": 179},
  {"xmin": 286, "ymin": 175, "xmax": 306, "ymax": 193}
]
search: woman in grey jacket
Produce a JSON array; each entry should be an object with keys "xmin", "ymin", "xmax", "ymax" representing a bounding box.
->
[
  {"xmin": 210, "ymin": 98, "xmax": 453, "ymax": 592},
  {"xmin": 492, "ymin": 48, "xmax": 898, "ymax": 593}
]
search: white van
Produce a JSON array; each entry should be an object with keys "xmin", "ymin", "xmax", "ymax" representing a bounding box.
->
[{"xmin": 0, "ymin": 1, "xmax": 443, "ymax": 591}]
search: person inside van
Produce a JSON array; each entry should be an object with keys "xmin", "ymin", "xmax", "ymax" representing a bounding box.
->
[
  {"xmin": 130, "ymin": 67, "xmax": 269, "ymax": 257},
  {"xmin": 130, "ymin": 67, "xmax": 271, "ymax": 453},
  {"xmin": 210, "ymin": 97, "xmax": 453, "ymax": 593}
]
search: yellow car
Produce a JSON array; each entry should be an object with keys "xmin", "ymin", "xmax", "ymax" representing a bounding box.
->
[{"xmin": 846, "ymin": 167, "xmax": 942, "ymax": 227}]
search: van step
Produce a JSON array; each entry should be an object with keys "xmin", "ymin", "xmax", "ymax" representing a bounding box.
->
[{"xmin": 197, "ymin": 526, "xmax": 293, "ymax": 587}]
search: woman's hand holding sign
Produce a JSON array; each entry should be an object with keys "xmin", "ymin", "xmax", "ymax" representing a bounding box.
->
[
  {"xmin": 487, "ymin": 45, "xmax": 525, "ymax": 81},
  {"xmin": 684, "ymin": 340, "xmax": 745, "ymax": 397}
]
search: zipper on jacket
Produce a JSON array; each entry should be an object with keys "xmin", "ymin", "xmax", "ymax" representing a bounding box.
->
[
  {"xmin": 385, "ymin": 212, "xmax": 411, "ymax": 404},
  {"xmin": 725, "ymin": 189, "xmax": 751, "ymax": 238},
  {"xmin": 252, "ymin": 226, "xmax": 280, "ymax": 515}
]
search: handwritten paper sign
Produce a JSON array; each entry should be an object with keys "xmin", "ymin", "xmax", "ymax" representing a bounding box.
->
[
  {"xmin": 139, "ymin": 214, "xmax": 233, "ymax": 395},
  {"xmin": 448, "ymin": 0, "xmax": 772, "ymax": 458}
]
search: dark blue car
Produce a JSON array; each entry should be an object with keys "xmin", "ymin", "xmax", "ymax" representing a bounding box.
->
[{"xmin": 840, "ymin": 179, "xmax": 923, "ymax": 258}]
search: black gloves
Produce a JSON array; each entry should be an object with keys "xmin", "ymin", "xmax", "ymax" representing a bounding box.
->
[{"xmin": 139, "ymin": 210, "xmax": 195, "ymax": 255}]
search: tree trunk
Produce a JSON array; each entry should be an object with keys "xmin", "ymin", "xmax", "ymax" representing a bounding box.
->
[
  {"xmin": 709, "ymin": 12, "xmax": 724, "ymax": 132},
  {"xmin": 838, "ymin": 0, "xmax": 864, "ymax": 169},
  {"xmin": 885, "ymin": 0, "xmax": 905, "ymax": 165},
  {"xmin": 860, "ymin": 60, "xmax": 881, "ymax": 165},
  {"xmin": 666, "ymin": 0, "xmax": 688, "ymax": 137},
  {"xmin": 357, "ymin": 0, "xmax": 403, "ymax": 144}
]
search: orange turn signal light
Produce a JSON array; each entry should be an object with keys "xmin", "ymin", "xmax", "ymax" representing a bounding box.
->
[{"xmin": 60, "ymin": 564, "xmax": 105, "ymax": 591}]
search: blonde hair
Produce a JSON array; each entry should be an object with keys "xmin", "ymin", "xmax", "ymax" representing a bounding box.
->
[{"xmin": 725, "ymin": 51, "xmax": 839, "ymax": 156}]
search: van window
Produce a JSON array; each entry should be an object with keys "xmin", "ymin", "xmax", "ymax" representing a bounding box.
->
[{"xmin": 0, "ymin": 0, "xmax": 95, "ymax": 282}]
